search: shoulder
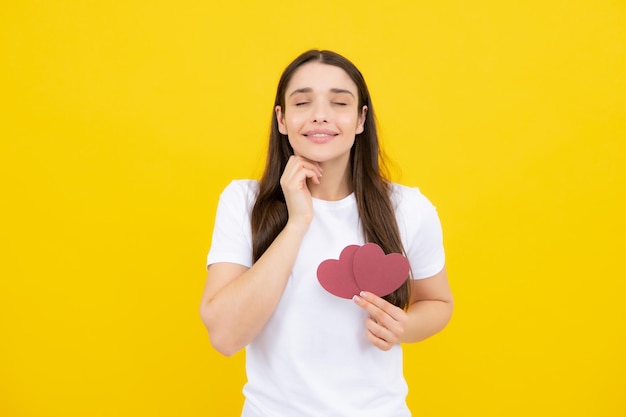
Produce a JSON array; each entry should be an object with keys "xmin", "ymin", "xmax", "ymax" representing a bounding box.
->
[
  {"xmin": 218, "ymin": 179, "xmax": 259, "ymax": 205},
  {"xmin": 389, "ymin": 182, "xmax": 437, "ymax": 213},
  {"xmin": 388, "ymin": 182, "xmax": 442, "ymax": 237}
]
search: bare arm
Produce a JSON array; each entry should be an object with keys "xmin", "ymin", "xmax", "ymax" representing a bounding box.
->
[
  {"xmin": 353, "ymin": 266, "xmax": 453, "ymax": 350},
  {"xmin": 199, "ymin": 156, "xmax": 322, "ymax": 356},
  {"xmin": 200, "ymin": 222, "xmax": 308, "ymax": 356},
  {"xmin": 400, "ymin": 266, "xmax": 454, "ymax": 342}
]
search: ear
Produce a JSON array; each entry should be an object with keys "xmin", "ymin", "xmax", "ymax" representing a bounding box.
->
[
  {"xmin": 275, "ymin": 105, "xmax": 288, "ymax": 135},
  {"xmin": 356, "ymin": 105, "xmax": 368, "ymax": 134}
]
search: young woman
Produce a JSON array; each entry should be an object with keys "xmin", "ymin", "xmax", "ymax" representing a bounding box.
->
[{"xmin": 200, "ymin": 49, "xmax": 453, "ymax": 417}]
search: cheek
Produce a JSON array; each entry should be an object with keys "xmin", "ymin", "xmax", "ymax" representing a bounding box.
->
[
  {"xmin": 285, "ymin": 113, "xmax": 307, "ymax": 131},
  {"xmin": 338, "ymin": 113, "xmax": 361, "ymax": 130}
]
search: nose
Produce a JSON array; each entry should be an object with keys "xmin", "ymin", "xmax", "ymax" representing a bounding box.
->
[{"xmin": 312, "ymin": 101, "xmax": 328, "ymax": 123}]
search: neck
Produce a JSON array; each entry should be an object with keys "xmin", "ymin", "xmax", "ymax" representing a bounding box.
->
[{"xmin": 307, "ymin": 161, "xmax": 352, "ymax": 201}]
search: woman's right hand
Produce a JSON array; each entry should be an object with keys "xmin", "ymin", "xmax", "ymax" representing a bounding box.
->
[{"xmin": 280, "ymin": 155, "xmax": 323, "ymax": 229}]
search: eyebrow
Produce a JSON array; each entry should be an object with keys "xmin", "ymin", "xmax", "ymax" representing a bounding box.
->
[{"xmin": 288, "ymin": 87, "xmax": 355, "ymax": 97}]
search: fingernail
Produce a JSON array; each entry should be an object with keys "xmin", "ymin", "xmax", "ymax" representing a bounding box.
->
[{"xmin": 359, "ymin": 291, "xmax": 367, "ymax": 298}]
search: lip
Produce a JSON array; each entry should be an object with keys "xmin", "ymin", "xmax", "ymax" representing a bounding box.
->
[{"xmin": 303, "ymin": 129, "xmax": 338, "ymax": 144}]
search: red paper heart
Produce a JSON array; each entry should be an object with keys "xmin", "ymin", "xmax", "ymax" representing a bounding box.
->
[
  {"xmin": 316, "ymin": 245, "xmax": 361, "ymax": 299},
  {"xmin": 317, "ymin": 243, "xmax": 410, "ymax": 299},
  {"xmin": 352, "ymin": 243, "xmax": 410, "ymax": 297}
]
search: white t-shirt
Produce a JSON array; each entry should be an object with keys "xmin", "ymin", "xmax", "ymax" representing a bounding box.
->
[{"xmin": 207, "ymin": 180, "xmax": 445, "ymax": 417}]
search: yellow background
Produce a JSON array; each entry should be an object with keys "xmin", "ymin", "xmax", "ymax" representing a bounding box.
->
[{"xmin": 1, "ymin": 1, "xmax": 625, "ymax": 416}]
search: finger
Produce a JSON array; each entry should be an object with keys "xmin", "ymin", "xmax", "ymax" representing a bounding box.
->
[
  {"xmin": 281, "ymin": 166, "xmax": 318, "ymax": 189},
  {"xmin": 365, "ymin": 317, "xmax": 397, "ymax": 345},
  {"xmin": 283, "ymin": 157, "xmax": 322, "ymax": 185},
  {"xmin": 354, "ymin": 296, "xmax": 407, "ymax": 345},
  {"xmin": 287, "ymin": 155, "xmax": 323, "ymax": 178},
  {"xmin": 354, "ymin": 292, "xmax": 406, "ymax": 328},
  {"xmin": 365, "ymin": 327, "xmax": 394, "ymax": 351}
]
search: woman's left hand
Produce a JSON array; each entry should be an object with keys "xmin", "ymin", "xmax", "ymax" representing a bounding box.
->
[{"xmin": 353, "ymin": 291, "xmax": 408, "ymax": 351}]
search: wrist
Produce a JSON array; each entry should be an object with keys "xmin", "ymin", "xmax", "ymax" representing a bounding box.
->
[{"xmin": 284, "ymin": 219, "xmax": 310, "ymax": 237}]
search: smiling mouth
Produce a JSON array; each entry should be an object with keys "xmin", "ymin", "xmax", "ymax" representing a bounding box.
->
[
  {"xmin": 305, "ymin": 133, "xmax": 336, "ymax": 138},
  {"xmin": 303, "ymin": 129, "xmax": 338, "ymax": 143},
  {"xmin": 304, "ymin": 133, "xmax": 336, "ymax": 143}
]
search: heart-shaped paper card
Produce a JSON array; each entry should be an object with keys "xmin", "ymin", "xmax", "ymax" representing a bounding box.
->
[
  {"xmin": 317, "ymin": 243, "xmax": 410, "ymax": 299},
  {"xmin": 316, "ymin": 245, "xmax": 361, "ymax": 299}
]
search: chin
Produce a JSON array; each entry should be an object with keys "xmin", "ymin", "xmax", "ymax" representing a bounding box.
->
[{"xmin": 293, "ymin": 145, "xmax": 353, "ymax": 164}]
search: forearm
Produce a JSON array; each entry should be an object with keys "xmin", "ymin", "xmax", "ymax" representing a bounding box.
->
[
  {"xmin": 201, "ymin": 222, "xmax": 307, "ymax": 355},
  {"xmin": 399, "ymin": 299, "xmax": 454, "ymax": 344}
]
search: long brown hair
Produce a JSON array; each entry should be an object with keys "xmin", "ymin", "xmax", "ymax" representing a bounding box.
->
[{"xmin": 251, "ymin": 50, "xmax": 411, "ymax": 309}]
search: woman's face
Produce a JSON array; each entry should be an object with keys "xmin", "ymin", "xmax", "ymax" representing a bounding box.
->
[{"xmin": 276, "ymin": 62, "xmax": 367, "ymax": 166}]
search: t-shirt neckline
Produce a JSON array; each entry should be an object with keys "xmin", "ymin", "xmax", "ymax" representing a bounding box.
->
[{"xmin": 311, "ymin": 192, "xmax": 356, "ymax": 210}]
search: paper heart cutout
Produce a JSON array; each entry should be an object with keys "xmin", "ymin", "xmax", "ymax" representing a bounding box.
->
[
  {"xmin": 316, "ymin": 243, "xmax": 410, "ymax": 299},
  {"xmin": 352, "ymin": 243, "xmax": 410, "ymax": 297},
  {"xmin": 317, "ymin": 245, "xmax": 361, "ymax": 299}
]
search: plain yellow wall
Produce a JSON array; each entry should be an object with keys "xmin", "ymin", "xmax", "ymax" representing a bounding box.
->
[{"xmin": 1, "ymin": 1, "xmax": 625, "ymax": 416}]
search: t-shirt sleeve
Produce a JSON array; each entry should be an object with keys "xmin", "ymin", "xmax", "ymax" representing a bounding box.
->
[
  {"xmin": 206, "ymin": 181, "xmax": 254, "ymax": 269},
  {"xmin": 400, "ymin": 188, "xmax": 446, "ymax": 280}
]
